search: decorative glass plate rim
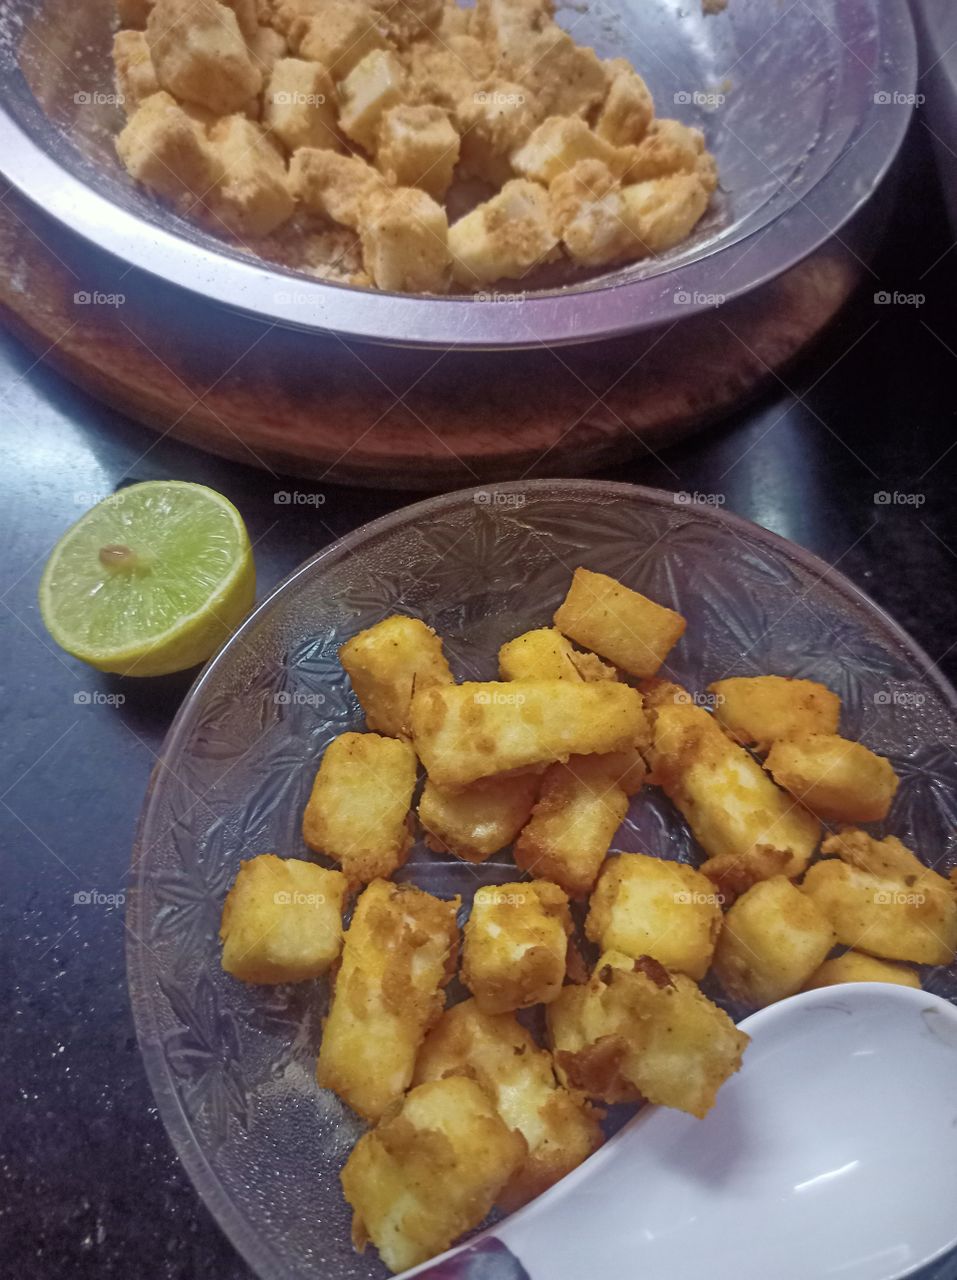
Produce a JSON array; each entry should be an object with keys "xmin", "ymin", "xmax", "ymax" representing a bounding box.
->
[{"xmin": 126, "ymin": 478, "xmax": 957, "ymax": 1280}]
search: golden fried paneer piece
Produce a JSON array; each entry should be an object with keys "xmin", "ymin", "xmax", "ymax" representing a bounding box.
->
[
  {"xmin": 595, "ymin": 58, "xmax": 653, "ymax": 146},
  {"xmin": 317, "ymin": 879, "xmax": 460, "ymax": 1120},
  {"xmin": 263, "ymin": 58, "xmax": 343, "ymax": 154},
  {"xmin": 219, "ymin": 854, "xmax": 348, "ymax": 983},
  {"xmin": 410, "ymin": 678, "xmax": 647, "ymax": 788},
  {"xmin": 462, "ymin": 880, "xmax": 571, "ymax": 1012},
  {"xmin": 499, "ymin": 626, "xmax": 581, "ymax": 682},
  {"xmin": 699, "ymin": 845, "xmax": 793, "ymax": 906},
  {"xmin": 297, "ymin": 1, "xmax": 387, "ymax": 77},
  {"xmin": 375, "ymin": 104, "xmax": 460, "ymax": 200},
  {"xmin": 513, "ymin": 754, "xmax": 630, "ymax": 899},
  {"xmin": 802, "ymin": 951, "xmax": 920, "ymax": 992},
  {"xmin": 548, "ymin": 952, "xmax": 748, "ymax": 1117},
  {"xmin": 620, "ymin": 172, "xmax": 710, "ymax": 256},
  {"xmin": 713, "ymin": 875, "xmax": 836, "ymax": 1008},
  {"xmin": 360, "ymin": 186, "xmax": 451, "ymax": 293},
  {"xmin": 709, "ymin": 676, "xmax": 841, "ymax": 754},
  {"xmin": 801, "ymin": 856, "xmax": 957, "ymax": 967},
  {"xmin": 822, "ymin": 826, "xmax": 947, "ymax": 884},
  {"xmin": 586, "ymin": 852, "xmax": 723, "ymax": 980},
  {"xmin": 553, "ymin": 567, "xmax": 686, "ymax": 679},
  {"xmin": 342, "ymin": 1076, "xmax": 525, "ymax": 1274},
  {"xmin": 648, "ymin": 691, "xmax": 821, "ymax": 879},
  {"xmin": 113, "ymin": 30, "xmax": 160, "ymax": 110},
  {"xmin": 418, "ymin": 773, "xmax": 540, "ymax": 862},
  {"xmin": 116, "ymin": 92, "xmax": 219, "ymax": 207},
  {"xmin": 302, "ymin": 731, "xmax": 417, "ymax": 885},
  {"xmin": 765, "ymin": 733, "xmax": 899, "ymax": 823},
  {"xmin": 414, "ymin": 999, "xmax": 602, "ymax": 1210},
  {"xmin": 146, "ymin": 0, "xmax": 262, "ymax": 115},
  {"xmin": 288, "ymin": 147, "xmax": 386, "ymax": 229},
  {"xmin": 206, "ymin": 115, "xmax": 296, "ymax": 238}
]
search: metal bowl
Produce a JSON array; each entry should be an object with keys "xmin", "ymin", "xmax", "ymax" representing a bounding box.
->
[{"xmin": 0, "ymin": 0, "xmax": 917, "ymax": 348}]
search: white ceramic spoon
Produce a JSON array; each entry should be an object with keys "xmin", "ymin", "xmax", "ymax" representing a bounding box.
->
[{"xmin": 409, "ymin": 984, "xmax": 957, "ymax": 1280}]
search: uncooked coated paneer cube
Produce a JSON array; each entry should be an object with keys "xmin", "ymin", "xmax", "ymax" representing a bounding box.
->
[
  {"xmin": 288, "ymin": 147, "xmax": 385, "ymax": 228},
  {"xmin": 511, "ymin": 115, "xmax": 627, "ymax": 185},
  {"xmin": 620, "ymin": 117, "xmax": 708, "ymax": 183},
  {"xmin": 554, "ymin": 567, "xmax": 686, "ymax": 678},
  {"xmin": 359, "ymin": 187, "xmax": 451, "ymax": 293},
  {"xmin": 595, "ymin": 59, "xmax": 654, "ymax": 146},
  {"xmin": 449, "ymin": 179, "xmax": 560, "ymax": 287},
  {"xmin": 547, "ymin": 951, "xmax": 748, "ymax": 1117},
  {"xmin": 586, "ymin": 852, "xmax": 723, "ymax": 980},
  {"xmin": 418, "ymin": 773, "xmax": 540, "ymax": 862},
  {"xmin": 341, "ymin": 1077, "xmax": 525, "ymax": 1273},
  {"xmin": 338, "ymin": 48, "xmax": 405, "ymax": 152},
  {"xmin": 207, "ymin": 115, "xmax": 295, "ymax": 237},
  {"xmin": 301, "ymin": 731, "xmax": 417, "ymax": 885},
  {"xmin": 375, "ymin": 104, "xmax": 460, "ymax": 200},
  {"xmin": 113, "ymin": 30, "xmax": 160, "ymax": 110},
  {"xmin": 765, "ymin": 733, "xmax": 899, "ymax": 823},
  {"xmin": 263, "ymin": 58, "xmax": 342, "ymax": 153},
  {"xmin": 513, "ymin": 753, "xmax": 631, "ymax": 899},
  {"xmin": 410, "ymin": 679, "xmax": 647, "ymax": 787},
  {"xmin": 116, "ymin": 92, "xmax": 218, "ymax": 205},
  {"xmin": 456, "ymin": 82, "xmax": 537, "ymax": 185},
  {"xmin": 713, "ymin": 876, "xmax": 836, "ymax": 1008},
  {"xmin": 146, "ymin": 0, "xmax": 261, "ymax": 115},
  {"xmin": 339, "ymin": 614, "xmax": 453, "ymax": 739},
  {"xmin": 297, "ymin": 1, "xmax": 386, "ymax": 78},
  {"xmin": 462, "ymin": 880, "xmax": 571, "ymax": 1012},
  {"xmin": 375, "ymin": 0, "xmax": 443, "ymax": 48},
  {"xmin": 548, "ymin": 160, "xmax": 634, "ymax": 268},
  {"xmin": 515, "ymin": 24, "xmax": 606, "ymax": 119},
  {"xmin": 247, "ymin": 24, "xmax": 288, "ymax": 79},
  {"xmin": 802, "ymin": 951, "xmax": 920, "ymax": 992},
  {"xmin": 219, "ymin": 854, "xmax": 348, "ymax": 983},
  {"xmin": 709, "ymin": 675, "xmax": 841, "ymax": 753},
  {"xmin": 620, "ymin": 172, "xmax": 710, "ymax": 255},
  {"xmin": 414, "ymin": 999, "xmax": 602, "ymax": 1210},
  {"xmin": 317, "ymin": 879, "xmax": 460, "ymax": 1120}
]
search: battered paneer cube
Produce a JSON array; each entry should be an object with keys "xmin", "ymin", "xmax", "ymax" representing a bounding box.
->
[
  {"xmin": 338, "ymin": 49, "xmax": 405, "ymax": 152},
  {"xmin": 647, "ymin": 691, "xmax": 821, "ymax": 880},
  {"xmin": 339, "ymin": 614, "xmax": 453, "ymax": 738},
  {"xmin": 511, "ymin": 116, "xmax": 628, "ymax": 185},
  {"xmin": 206, "ymin": 115, "xmax": 295, "ymax": 237},
  {"xmin": 513, "ymin": 754, "xmax": 630, "ymax": 898},
  {"xmin": 802, "ymin": 951, "xmax": 920, "ymax": 992},
  {"xmin": 712, "ymin": 876, "xmax": 836, "ymax": 1008},
  {"xmin": 620, "ymin": 172, "xmax": 710, "ymax": 255},
  {"xmin": 263, "ymin": 58, "xmax": 342, "ymax": 153},
  {"xmin": 341, "ymin": 1077, "xmax": 525, "ymax": 1273},
  {"xmin": 301, "ymin": 731, "xmax": 417, "ymax": 885},
  {"xmin": 418, "ymin": 773, "xmax": 540, "ymax": 862},
  {"xmin": 510, "ymin": 24, "xmax": 606, "ymax": 119},
  {"xmin": 462, "ymin": 880, "xmax": 571, "ymax": 1012},
  {"xmin": 801, "ymin": 842, "xmax": 957, "ymax": 967},
  {"xmin": 547, "ymin": 952, "xmax": 748, "ymax": 1116},
  {"xmin": 554, "ymin": 568, "xmax": 686, "ymax": 679},
  {"xmin": 116, "ymin": 92, "xmax": 219, "ymax": 207},
  {"xmin": 317, "ymin": 879, "xmax": 460, "ymax": 1120},
  {"xmin": 586, "ymin": 852, "xmax": 723, "ymax": 980},
  {"xmin": 113, "ymin": 30, "xmax": 160, "ymax": 110},
  {"xmin": 360, "ymin": 186, "xmax": 451, "ymax": 293},
  {"xmin": 471, "ymin": 0, "xmax": 553, "ymax": 66},
  {"xmin": 548, "ymin": 160, "xmax": 634, "ymax": 268},
  {"xmin": 410, "ymin": 678, "xmax": 647, "ymax": 787},
  {"xmin": 297, "ymin": 1, "xmax": 387, "ymax": 77},
  {"xmin": 449, "ymin": 179, "xmax": 560, "ymax": 287},
  {"xmin": 455, "ymin": 84, "xmax": 538, "ymax": 186},
  {"xmin": 371, "ymin": 0, "xmax": 444, "ymax": 49},
  {"xmin": 219, "ymin": 854, "xmax": 348, "ymax": 982},
  {"xmin": 595, "ymin": 58, "xmax": 654, "ymax": 146},
  {"xmin": 288, "ymin": 147, "xmax": 385, "ymax": 227},
  {"xmin": 403, "ymin": 36, "xmax": 494, "ymax": 111},
  {"xmin": 146, "ymin": 0, "xmax": 262, "ymax": 115},
  {"xmin": 620, "ymin": 118, "xmax": 710, "ymax": 183},
  {"xmin": 375, "ymin": 104, "xmax": 459, "ymax": 200},
  {"xmin": 765, "ymin": 733, "xmax": 899, "ymax": 823},
  {"xmin": 247, "ymin": 25, "xmax": 288, "ymax": 79},
  {"xmin": 709, "ymin": 675, "xmax": 841, "ymax": 754},
  {"xmin": 414, "ymin": 999, "xmax": 602, "ymax": 1210}
]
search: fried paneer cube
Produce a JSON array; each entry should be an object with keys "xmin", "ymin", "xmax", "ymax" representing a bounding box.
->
[
  {"xmin": 116, "ymin": 92, "xmax": 219, "ymax": 207},
  {"xmin": 498, "ymin": 626, "xmax": 616, "ymax": 682},
  {"xmin": 263, "ymin": 58, "xmax": 343, "ymax": 153},
  {"xmin": 338, "ymin": 49, "xmax": 405, "ymax": 152},
  {"xmin": 341, "ymin": 1076, "xmax": 524, "ymax": 1273},
  {"xmin": 648, "ymin": 692, "xmax": 821, "ymax": 881},
  {"xmin": 709, "ymin": 675, "xmax": 841, "ymax": 754},
  {"xmin": 219, "ymin": 854, "xmax": 348, "ymax": 982},
  {"xmin": 595, "ymin": 58, "xmax": 653, "ymax": 146},
  {"xmin": 375, "ymin": 104, "xmax": 460, "ymax": 199},
  {"xmin": 553, "ymin": 568, "xmax": 686, "ymax": 679},
  {"xmin": 548, "ymin": 952, "xmax": 748, "ymax": 1117},
  {"xmin": 418, "ymin": 773, "xmax": 540, "ymax": 862},
  {"xmin": 620, "ymin": 172, "xmax": 710, "ymax": 255},
  {"xmin": 802, "ymin": 951, "xmax": 920, "ymax": 992},
  {"xmin": 360, "ymin": 186, "xmax": 451, "ymax": 293},
  {"xmin": 206, "ymin": 115, "xmax": 296, "ymax": 237},
  {"xmin": 712, "ymin": 875, "xmax": 836, "ymax": 1007},
  {"xmin": 513, "ymin": 754, "xmax": 631, "ymax": 899},
  {"xmin": 340, "ymin": 614, "xmax": 454, "ymax": 738},
  {"xmin": 410, "ymin": 678, "xmax": 647, "ymax": 787},
  {"xmin": 414, "ymin": 999, "xmax": 602, "ymax": 1210},
  {"xmin": 288, "ymin": 147, "xmax": 385, "ymax": 228},
  {"xmin": 586, "ymin": 852, "xmax": 723, "ymax": 980},
  {"xmin": 317, "ymin": 879, "xmax": 460, "ymax": 1119},
  {"xmin": 113, "ymin": 30, "xmax": 160, "ymax": 110},
  {"xmin": 765, "ymin": 733, "xmax": 899, "ymax": 823},
  {"xmin": 801, "ymin": 839, "xmax": 957, "ymax": 966},
  {"xmin": 449, "ymin": 179, "xmax": 560, "ymax": 287},
  {"xmin": 455, "ymin": 83, "xmax": 538, "ymax": 185},
  {"xmin": 462, "ymin": 880, "xmax": 571, "ymax": 1012},
  {"xmin": 297, "ymin": 1, "xmax": 387, "ymax": 78},
  {"xmin": 302, "ymin": 731, "xmax": 417, "ymax": 885},
  {"xmin": 146, "ymin": 0, "xmax": 262, "ymax": 115},
  {"xmin": 511, "ymin": 116, "xmax": 629, "ymax": 185}
]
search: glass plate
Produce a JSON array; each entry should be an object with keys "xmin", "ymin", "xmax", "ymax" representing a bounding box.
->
[{"xmin": 127, "ymin": 480, "xmax": 957, "ymax": 1280}]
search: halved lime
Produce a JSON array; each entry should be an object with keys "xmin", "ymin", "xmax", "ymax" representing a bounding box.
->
[{"xmin": 39, "ymin": 481, "xmax": 256, "ymax": 677}]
